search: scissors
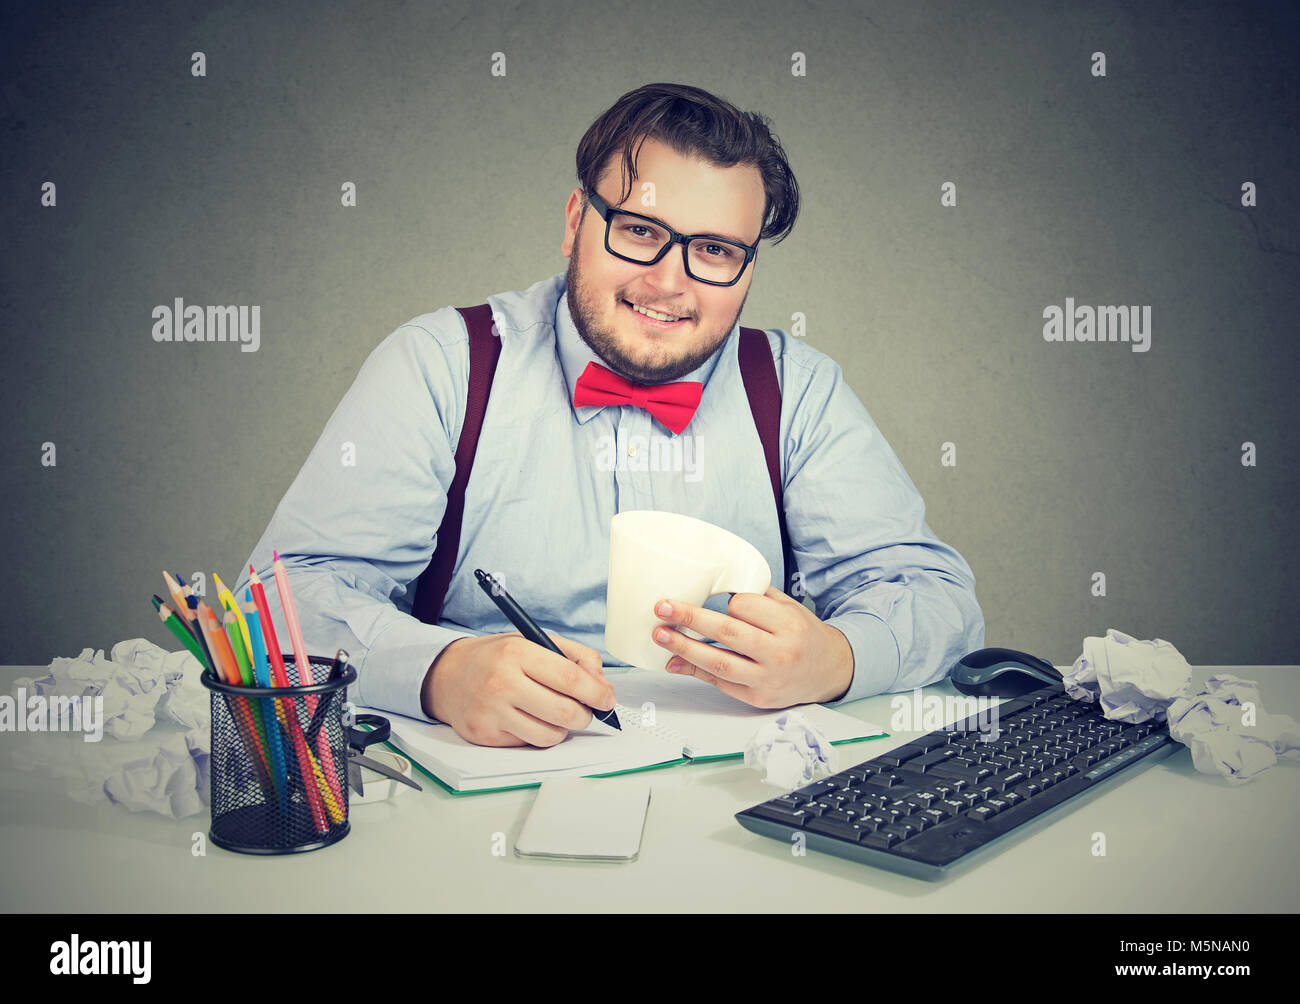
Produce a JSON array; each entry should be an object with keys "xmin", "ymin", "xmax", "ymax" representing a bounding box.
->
[{"xmin": 346, "ymin": 714, "xmax": 423, "ymax": 796}]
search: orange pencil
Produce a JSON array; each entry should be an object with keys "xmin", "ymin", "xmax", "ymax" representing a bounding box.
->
[{"xmin": 196, "ymin": 604, "xmax": 277, "ymax": 801}]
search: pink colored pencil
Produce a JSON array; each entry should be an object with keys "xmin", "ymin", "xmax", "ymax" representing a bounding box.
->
[
  {"xmin": 272, "ymin": 550, "xmax": 345, "ymax": 809},
  {"xmin": 248, "ymin": 564, "xmax": 329, "ymax": 834}
]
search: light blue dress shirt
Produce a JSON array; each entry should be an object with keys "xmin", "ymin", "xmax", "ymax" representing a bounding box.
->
[{"xmin": 235, "ymin": 271, "xmax": 984, "ymax": 721}]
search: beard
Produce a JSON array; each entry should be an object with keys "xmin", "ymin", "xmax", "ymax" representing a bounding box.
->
[{"xmin": 565, "ymin": 245, "xmax": 746, "ymax": 384}]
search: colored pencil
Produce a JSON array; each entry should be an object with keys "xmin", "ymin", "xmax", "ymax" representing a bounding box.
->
[
  {"xmin": 248, "ymin": 566, "xmax": 291, "ymax": 687},
  {"xmin": 202, "ymin": 604, "xmax": 272, "ymax": 771},
  {"xmin": 242, "ymin": 573, "xmax": 330, "ymax": 832},
  {"xmin": 214, "ymin": 572, "xmax": 255, "ymax": 668},
  {"xmin": 162, "ymin": 572, "xmax": 200, "ymax": 639},
  {"xmin": 195, "ymin": 604, "xmax": 276, "ymax": 802},
  {"xmin": 241, "ymin": 597, "xmax": 272, "ymax": 688},
  {"xmin": 224, "ymin": 608, "xmax": 275, "ymax": 793},
  {"xmin": 271, "ymin": 550, "xmax": 345, "ymax": 809},
  {"xmin": 222, "ymin": 605, "xmax": 255, "ymax": 687},
  {"xmin": 243, "ymin": 596, "xmax": 290, "ymax": 816},
  {"xmin": 154, "ymin": 600, "xmax": 205, "ymax": 664},
  {"xmin": 183, "ymin": 594, "xmax": 215, "ymax": 670}
]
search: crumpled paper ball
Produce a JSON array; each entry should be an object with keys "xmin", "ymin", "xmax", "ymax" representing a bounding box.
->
[
  {"xmin": 1166, "ymin": 674, "xmax": 1300, "ymax": 785},
  {"xmin": 1061, "ymin": 628, "xmax": 1193, "ymax": 722},
  {"xmin": 743, "ymin": 710, "xmax": 839, "ymax": 790},
  {"xmin": 1062, "ymin": 629, "xmax": 1299, "ymax": 784},
  {"xmin": 7, "ymin": 639, "xmax": 212, "ymax": 817}
]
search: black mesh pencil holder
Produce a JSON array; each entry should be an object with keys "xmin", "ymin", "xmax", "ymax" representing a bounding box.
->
[{"xmin": 201, "ymin": 656, "xmax": 358, "ymax": 855}]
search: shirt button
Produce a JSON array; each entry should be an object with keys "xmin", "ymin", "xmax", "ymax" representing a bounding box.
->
[{"xmin": 627, "ymin": 444, "xmax": 638, "ymax": 457}]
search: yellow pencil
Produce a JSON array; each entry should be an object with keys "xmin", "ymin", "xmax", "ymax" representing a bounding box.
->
[{"xmin": 213, "ymin": 572, "xmax": 255, "ymax": 665}]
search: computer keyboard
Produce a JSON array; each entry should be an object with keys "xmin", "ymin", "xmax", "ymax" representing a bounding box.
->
[{"xmin": 735, "ymin": 685, "xmax": 1178, "ymax": 880}]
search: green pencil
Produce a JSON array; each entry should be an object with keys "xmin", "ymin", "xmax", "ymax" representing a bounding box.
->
[{"xmin": 154, "ymin": 599, "xmax": 206, "ymax": 665}]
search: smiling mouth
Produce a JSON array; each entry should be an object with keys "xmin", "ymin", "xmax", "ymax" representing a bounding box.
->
[{"xmin": 622, "ymin": 299, "xmax": 689, "ymax": 325}]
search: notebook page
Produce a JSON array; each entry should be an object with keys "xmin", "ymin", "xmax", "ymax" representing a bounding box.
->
[
  {"xmin": 610, "ymin": 670, "xmax": 886, "ymax": 758},
  {"xmin": 359, "ymin": 705, "xmax": 684, "ymax": 790}
]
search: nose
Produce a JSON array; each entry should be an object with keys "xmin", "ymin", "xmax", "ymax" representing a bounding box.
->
[{"xmin": 639, "ymin": 241, "xmax": 691, "ymax": 297}]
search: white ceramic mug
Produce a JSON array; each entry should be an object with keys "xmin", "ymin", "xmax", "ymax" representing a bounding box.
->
[{"xmin": 604, "ymin": 510, "xmax": 771, "ymax": 671}]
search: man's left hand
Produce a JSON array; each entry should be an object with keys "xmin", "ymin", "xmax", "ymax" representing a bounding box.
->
[{"xmin": 650, "ymin": 586, "xmax": 854, "ymax": 707}]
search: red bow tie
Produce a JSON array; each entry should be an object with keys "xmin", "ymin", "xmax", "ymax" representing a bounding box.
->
[{"xmin": 572, "ymin": 361, "xmax": 703, "ymax": 435}]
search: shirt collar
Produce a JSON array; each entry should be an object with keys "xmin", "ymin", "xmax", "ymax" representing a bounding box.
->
[{"xmin": 554, "ymin": 277, "xmax": 732, "ymax": 430}]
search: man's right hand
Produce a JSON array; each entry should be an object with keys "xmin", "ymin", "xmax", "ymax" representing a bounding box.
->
[{"xmin": 421, "ymin": 632, "xmax": 617, "ymax": 747}]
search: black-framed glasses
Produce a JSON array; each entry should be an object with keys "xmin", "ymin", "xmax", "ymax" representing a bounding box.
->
[{"xmin": 584, "ymin": 189, "xmax": 758, "ymax": 286}]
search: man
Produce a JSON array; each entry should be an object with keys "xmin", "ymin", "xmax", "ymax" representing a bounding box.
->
[{"xmin": 236, "ymin": 82, "xmax": 984, "ymax": 748}]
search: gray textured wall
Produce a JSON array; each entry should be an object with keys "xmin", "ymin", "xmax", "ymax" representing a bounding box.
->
[{"xmin": 2, "ymin": 0, "xmax": 1297, "ymax": 668}]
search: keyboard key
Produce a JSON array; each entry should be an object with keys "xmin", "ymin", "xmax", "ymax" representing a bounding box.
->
[
  {"xmin": 862, "ymin": 830, "xmax": 900, "ymax": 849},
  {"xmin": 913, "ymin": 748, "xmax": 960, "ymax": 770},
  {"xmin": 807, "ymin": 816, "xmax": 868, "ymax": 842},
  {"xmin": 928, "ymin": 763, "xmax": 991, "ymax": 783},
  {"xmin": 880, "ymin": 823, "xmax": 919, "ymax": 842},
  {"xmin": 993, "ymin": 697, "xmax": 1034, "ymax": 716},
  {"xmin": 894, "ymin": 767, "xmax": 932, "ymax": 787},
  {"xmin": 792, "ymin": 780, "xmax": 836, "ymax": 801},
  {"xmin": 750, "ymin": 803, "xmax": 809, "ymax": 826},
  {"xmin": 903, "ymin": 790, "xmax": 940, "ymax": 810},
  {"xmin": 876, "ymin": 744, "xmax": 926, "ymax": 767}
]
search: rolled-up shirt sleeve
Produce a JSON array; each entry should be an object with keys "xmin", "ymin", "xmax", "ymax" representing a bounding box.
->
[
  {"xmin": 233, "ymin": 315, "xmax": 477, "ymax": 721},
  {"xmin": 779, "ymin": 348, "xmax": 985, "ymax": 706}
]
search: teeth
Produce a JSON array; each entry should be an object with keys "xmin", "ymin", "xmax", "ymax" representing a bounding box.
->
[{"xmin": 629, "ymin": 302, "xmax": 681, "ymax": 322}]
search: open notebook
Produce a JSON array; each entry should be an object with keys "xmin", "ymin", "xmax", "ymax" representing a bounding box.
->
[{"xmin": 356, "ymin": 668, "xmax": 888, "ymax": 793}]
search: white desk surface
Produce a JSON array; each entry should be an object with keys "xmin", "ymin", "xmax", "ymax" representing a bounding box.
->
[{"xmin": 1, "ymin": 665, "xmax": 1296, "ymax": 912}]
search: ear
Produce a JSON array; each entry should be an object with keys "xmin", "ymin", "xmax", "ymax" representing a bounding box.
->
[{"xmin": 560, "ymin": 187, "xmax": 584, "ymax": 257}]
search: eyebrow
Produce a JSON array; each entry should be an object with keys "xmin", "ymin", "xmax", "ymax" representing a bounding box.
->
[{"xmin": 622, "ymin": 205, "xmax": 755, "ymax": 247}]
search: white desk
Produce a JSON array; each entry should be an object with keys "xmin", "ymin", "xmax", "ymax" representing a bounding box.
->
[{"xmin": 1, "ymin": 666, "xmax": 1297, "ymax": 912}]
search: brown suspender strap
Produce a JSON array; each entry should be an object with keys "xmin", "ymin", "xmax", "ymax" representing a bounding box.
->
[
  {"xmin": 411, "ymin": 304, "xmax": 500, "ymax": 626},
  {"xmin": 413, "ymin": 309, "xmax": 794, "ymax": 626},
  {"xmin": 738, "ymin": 326, "xmax": 795, "ymax": 594}
]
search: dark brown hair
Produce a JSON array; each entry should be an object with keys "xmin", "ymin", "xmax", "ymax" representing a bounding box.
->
[{"xmin": 575, "ymin": 83, "xmax": 800, "ymax": 245}]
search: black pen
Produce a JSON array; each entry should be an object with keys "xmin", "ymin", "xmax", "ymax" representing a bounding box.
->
[
  {"xmin": 474, "ymin": 569, "xmax": 621, "ymax": 734},
  {"xmin": 304, "ymin": 648, "xmax": 349, "ymax": 747}
]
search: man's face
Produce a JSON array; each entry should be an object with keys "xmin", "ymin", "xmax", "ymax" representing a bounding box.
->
[{"xmin": 561, "ymin": 136, "xmax": 765, "ymax": 384}]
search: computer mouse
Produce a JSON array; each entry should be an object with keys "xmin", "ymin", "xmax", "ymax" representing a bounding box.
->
[{"xmin": 950, "ymin": 647, "xmax": 1064, "ymax": 698}]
